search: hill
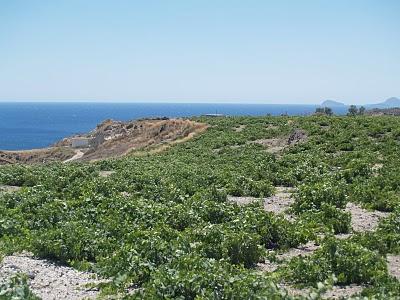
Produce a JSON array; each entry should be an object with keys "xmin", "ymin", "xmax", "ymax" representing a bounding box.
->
[
  {"xmin": 320, "ymin": 100, "xmax": 346, "ymax": 107},
  {"xmin": 0, "ymin": 118, "xmax": 207, "ymax": 164},
  {"xmin": 1, "ymin": 115, "xmax": 400, "ymax": 298},
  {"xmin": 369, "ymin": 97, "xmax": 400, "ymax": 108}
]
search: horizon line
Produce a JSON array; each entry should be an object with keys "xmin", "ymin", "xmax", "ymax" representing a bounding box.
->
[{"xmin": 0, "ymin": 99, "xmax": 388, "ymax": 106}]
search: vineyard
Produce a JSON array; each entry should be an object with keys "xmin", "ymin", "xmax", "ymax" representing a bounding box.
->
[{"xmin": 0, "ymin": 115, "xmax": 400, "ymax": 299}]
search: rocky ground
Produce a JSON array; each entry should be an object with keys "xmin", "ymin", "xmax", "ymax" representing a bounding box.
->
[
  {"xmin": 0, "ymin": 118, "xmax": 207, "ymax": 164},
  {"xmin": 229, "ymin": 184, "xmax": 397, "ymax": 299},
  {"xmin": 0, "ymin": 253, "xmax": 104, "ymax": 300},
  {"xmin": 0, "ymin": 147, "xmax": 75, "ymax": 165}
]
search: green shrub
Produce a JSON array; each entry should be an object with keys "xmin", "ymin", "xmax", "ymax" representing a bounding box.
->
[
  {"xmin": 283, "ymin": 238, "xmax": 388, "ymax": 285},
  {"xmin": 293, "ymin": 179, "xmax": 347, "ymax": 213},
  {"xmin": 0, "ymin": 274, "xmax": 40, "ymax": 300}
]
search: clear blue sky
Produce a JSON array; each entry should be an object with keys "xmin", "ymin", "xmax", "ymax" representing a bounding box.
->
[{"xmin": 0, "ymin": 0, "xmax": 399, "ymax": 104}]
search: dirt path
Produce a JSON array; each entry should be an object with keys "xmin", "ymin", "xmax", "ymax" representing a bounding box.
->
[
  {"xmin": 63, "ymin": 149, "xmax": 84, "ymax": 163},
  {"xmin": 0, "ymin": 253, "xmax": 104, "ymax": 300}
]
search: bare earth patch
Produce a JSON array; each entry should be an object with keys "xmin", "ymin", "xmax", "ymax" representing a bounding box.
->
[
  {"xmin": 0, "ymin": 147, "xmax": 75, "ymax": 165},
  {"xmin": 372, "ymin": 163, "xmax": 384, "ymax": 177},
  {"xmin": 266, "ymin": 124, "xmax": 279, "ymax": 130},
  {"xmin": 387, "ymin": 254, "xmax": 400, "ymax": 281},
  {"xmin": 264, "ymin": 186, "xmax": 295, "ymax": 214},
  {"xmin": 0, "ymin": 185, "xmax": 21, "ymax": 193},
  {"xmin": 233, "ymin": 125, "xmax": 246, "ymax": 132},
  {"xmin": 0, "ymin": 253, "xmax": 104, "ymax": 300},
  {"xmin": 281, "ymin": 284, "xmax": 364, "ymax": 299},
  {"xmin": 323, "ymin": 284, "xmax": 364, "ymax": 299},
  {"xmin": 99, "ymin": 170, "xmax": 115, "ymax": 177},
  {"xmin": 334, "ymin": 233, "xmax": 353, "ymax": 240},
  {"xmin": 251, "ymin": 130, "xmax": 308, "ymax": 154},
  {"xmin": 276, "ymin": 241, "xmax": 320, "ymax": 261},
  {"xmin": 227, "ymin": 186, "xmax": 295, "ymax": 216},
  {"xmin": 63, "ymin": 149, "xmax": 85, "ymax": 163},
  {"xmin": 256, "ymin": 261, "xmax": 279, "ymax": 273},
  {"xmin": 227, "ymin": 196, "xmax": 258, "ymax": 206},
  {"xmin": 345, "ymin": 202, "xmax": 389, "ymax": 232},
  {"xmin": 251, "ymin": 138, "xmax": 286, "ymax": 153}
]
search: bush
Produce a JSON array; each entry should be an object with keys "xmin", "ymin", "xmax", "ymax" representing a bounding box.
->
[
  {"xmin": 283, "ymin": 238, "xmax": 388, "ymax": 285},
  {"xmin": 134, "ymin": 255, "xmax": 287, "ymax": 300},
  {"xmin": 0, "ymin": 274, "xmax": 40, "ymax": 300},
  {"xmin": 293, "ymin": 179, "xmax": 347, "ymax": 213}
]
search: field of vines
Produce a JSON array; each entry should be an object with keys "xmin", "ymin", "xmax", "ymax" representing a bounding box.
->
[{"xmin": 1, "ymin": 115, "xmax": 400, "ymax": 299}]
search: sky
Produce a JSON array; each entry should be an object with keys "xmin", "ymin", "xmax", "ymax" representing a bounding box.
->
[{"xmin": 0, "ymin": 0, "xmax": 399, "ymax": 104}]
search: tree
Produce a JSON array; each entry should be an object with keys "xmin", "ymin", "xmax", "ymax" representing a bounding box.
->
[
  {"xmin": 359, "ymin": 106, "xmax": 366, "ymax": 115},
  {"xmin": 315, "ymin": 107, "xmax": 333, "ymax": 116},
  {"xmin": 324, "ymin": 107, "xmax": 333, "ymax": 116},
  {"xmin": 348, "ymin": 105, "xmax": 358, "ymax": 116}
]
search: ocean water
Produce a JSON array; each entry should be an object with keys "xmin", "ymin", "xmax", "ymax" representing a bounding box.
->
[{"xmin": 0, "ymin": 102, "xmax": 347, "ymax": 150}]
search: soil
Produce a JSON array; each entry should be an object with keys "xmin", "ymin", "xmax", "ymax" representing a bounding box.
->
[
  {"xmin": 251, "ymin": 138, "xmax": 286, "ymax": 153},
  {"xmin": 281, "ymin": 283, "xmax": 364, "ymax": 299},
  {"xmin": 387, "ymin": 254, "xmax": 400, "ymax": 281},
  {"xmin": 99, "ymin": 171, "xmax": 115, "ymax": 178},
  {"xmin": 1, "ymin": 119, "xmax": 208, "ymax": 164},
  {"xmin": 79, "ymin": 119, "xmax": 207, "ymax": 161},
  {"xmin": 251, "ymin": 129, "xmax": 308, "ymax": 154},
  {"xmin": 345, "ymin": 202, "xmax": 389, "ymax": 232},
  {"xmin": 276, "ymin": 241, "xmax": 320, "ymax": 261},
  {"xmin": 63, "ymin": 150, "xmax": 84, "ymax": 163},
  {"xmin": 227, "ymin": 186, "xmax": 295, "ymax": 220},
  {"xmin": 0, "ymin": 147, "xmax": 75, "ymax": 165},
  {"xmin": 263, "ymin": 186, "xmax": 295, "ymax": 214},
  {"xmin": 233, "ymin": 125, "xmax": 246, "ymax": 132},
  {"xmin": 322, "ymin": 284, "xmax": 364, "ymax": 299},
  {"xmin": 0, "ymin": 185, "xmax": 21, "ymax": 193},
  {"xmin": 0, "ymin": 253, "xmax": 104, "ymax": 300},
  {"xmin": 256, "ymin": 261, "xmax": 279, "ymax": 273}
]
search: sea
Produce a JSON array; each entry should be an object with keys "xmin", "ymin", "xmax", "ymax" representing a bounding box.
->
[{"xmin": 0, "ymin": 102, "xmax": 348, "ymax": 150}]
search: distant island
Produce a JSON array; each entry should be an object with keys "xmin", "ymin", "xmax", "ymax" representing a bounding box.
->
[
  {"xmin": 320, "ymin": 100, "xmax": 346, "ymax": 107},
  {"xmin": 320, "ymin": 97, "xmax": 400, "ymax": 109},
  {"xmin": 367, "ymin": 97, "xmax": 400, "ymax": 108}
]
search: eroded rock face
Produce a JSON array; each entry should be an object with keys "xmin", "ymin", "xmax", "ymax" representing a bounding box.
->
[
  {"xmin": 1, "ymin": 119, "xmax": 208, "ymax": 164},
  {"xmin": 0, "ymin": 147, "xmax": 76, "ymax": 165},
  {"xmin": 70, "ymin": 119, "xmax": 208, "ymax": 161}
]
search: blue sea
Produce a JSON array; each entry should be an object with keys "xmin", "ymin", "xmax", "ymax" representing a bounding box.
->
[{"xmin": 0, "ymin": 102, "xmax": 348, "ymax": 150}]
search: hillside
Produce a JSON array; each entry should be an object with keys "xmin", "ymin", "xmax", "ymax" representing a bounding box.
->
[
  {"xmin": 0, "ymin": 118, "xmax": 207, "ymax": 164},
  {"xmin": 1, "ymin": 115, "xmax": 400, "ymax": 299}
]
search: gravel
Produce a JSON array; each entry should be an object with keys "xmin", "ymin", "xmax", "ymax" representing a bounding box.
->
[
  {"xmin": 322, "ymin": 284, "xmax": 364, "ymax": 299},
  {"xmin": 256, "ymin": 261, "xmax": 279, "ymax": 273},
  {"xmin": 345, "ymin": 202, "xmax": 389, "ymax": 232},
  {"xmin": 387, "ymin": 254, "xmax": 400, "ymax": 281},
  {"xmin": 99, "ymin": 171, "xmax": 115, "ymax": 178},
  {"xmin": 0, "ymin": 253, "xmax": 104, "ymax": 300},
  {"xmin": 263, "ymin": 187, "xmax": 295, "ymax": 215},
  {"xmin": 0, "ymin": 185, "xmax": 21, "ymax": 193},
  {"xmin": 276, "ymin": 241, "xmax": 320, "ymax": 261},
  {"xmin": 228, "ymin": 186, "xmax": 295, "ymax": 216}
]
